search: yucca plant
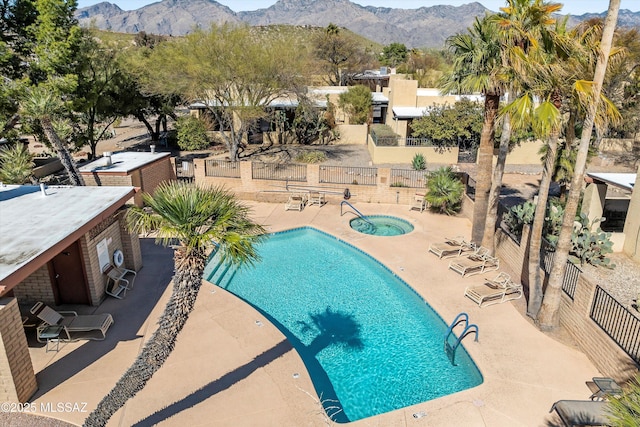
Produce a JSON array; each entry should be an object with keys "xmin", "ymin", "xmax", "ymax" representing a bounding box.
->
[
  {"xmin": 425, "ymin": 166, "xmax": 464, "ymax": 215},
  {"xmin": 84, "ymin": 182, "xmax": 265, "ymax": 426},
  {"xmin": 606, "ymin": 374, "xmax": 640, "ymax": 427},
  {"xmin": 411, "ymin": 153, "xmax": 426, "ymax": 170},
  {"xmin": 0, "ymin": 143, "xmax": 34, "ymax": 184}
]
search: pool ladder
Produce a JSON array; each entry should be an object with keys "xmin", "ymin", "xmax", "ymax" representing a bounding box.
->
[
  {"xmin": 444, "ymin": 312, "xmax": 478, "ymax": 365},
  {"xmin": 340, "ymin": 200, "xmax": 374, "ymax": 225}
]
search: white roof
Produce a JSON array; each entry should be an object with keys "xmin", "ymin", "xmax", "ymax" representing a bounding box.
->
[
  {"xmin": 0, "ymin": 184, "xmax": 134, "ymax": 284},
  {"xmin": 587, "ymin": 173, "xmax": 636, "ymax": 191},
  {"xmin": 392, "ymin": 106, "xmax": 431, "ymax": 119},
  {"xmin": 80, "ymin": 151, "xmax": 170, "ymax": 174},
  {"xmin": 417, "ymin": 88, "xmax": 442, "ymax": 97},
  {"xmin": 372, "ymin": 92, "xmax": 389, "ymax": 103}
]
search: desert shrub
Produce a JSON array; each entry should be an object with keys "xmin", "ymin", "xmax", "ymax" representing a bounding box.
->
[
  {"xmin": 295, "ymin": 150, "xmax": 327, "ymax": 163},
  {"xmin": 0, "ymin": 143, "xmax": 33, "ymax": 184},
  {"xmin": 425, "ymin": 166, "xmax": 464, "ymax": 215},
  {"xmin": 411, "ymin": 153, "xmax": 426, "ymax": 170},
  {"xmin": 175, "ymin": 115, "xmax": 210, "ymax": 151}
]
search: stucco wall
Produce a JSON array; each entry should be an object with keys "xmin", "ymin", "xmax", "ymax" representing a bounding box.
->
[
  {"xmin": 623, "ymin": 166, "xmax": 640, "ymax": 262},
  {"xmin": 336, "ymin": 124, "xmax": 368, "ymax": 145},
  {"xmin": 367, "ymin": 141, "xmax": 459, "ymax": 165}
]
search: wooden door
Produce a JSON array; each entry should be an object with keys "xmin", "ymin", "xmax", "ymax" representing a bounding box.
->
[{"xmin": 49, "ymin": 241, "xmax": 90, "ymax": 305}]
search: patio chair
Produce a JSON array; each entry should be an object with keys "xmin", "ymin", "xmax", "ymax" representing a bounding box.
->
[
  {"xmin": 428, "ymin": 236, "xmax": 475, "ymax": 259},
  {"xmin": 285, "ymin": 193, "xmax": 306, "ymax": 211},
  {"xmin": 30, "ymin": 301, "xmax": 114, "ymax": 342},
  {"xmin": 410, "ymin": 192, "xmax": 428, "ymax": 213},
  {"xmin": 549, "ymin": 400, "xmax": 611, "ymax": 427},
  {"xmin": 307, "ymin": 191, "xmax": 326, "ymax": 207},
  {"xmin": 448, "ymin": 249, "xmax": 499, "ymax": 277},
  {"xmin": 464, "ymin": 274, "xmax": 523, "ymax": 307},
  {"xmin": 103, "ymin": 263, "xmax": 136, "ymax": 299}
]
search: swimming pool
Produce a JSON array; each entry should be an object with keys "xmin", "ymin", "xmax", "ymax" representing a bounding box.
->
[
  {"xmin": 205, "ymin": 227, "xmax": 482, "ymax": 422},
  {"xmin": 349, "ymin": 215, "xmax": 414, "ymax": 236}
]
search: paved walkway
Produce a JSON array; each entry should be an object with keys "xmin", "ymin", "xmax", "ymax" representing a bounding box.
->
[{"xmin": 24, "ymin": 202, "xmax": 600, "ymax": 426}]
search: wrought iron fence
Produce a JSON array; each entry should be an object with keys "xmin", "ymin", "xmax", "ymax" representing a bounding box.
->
[
  {"xmin": 541, "ymin": 250, "xmax": 582, "ymax": 300},
  {"xmin": 204, "ymin": 159, "xmax": 241, "ymax": 178},
  {"xmin": 175, "ymin": 159, "xmax": 194, "ymax": 182},
  {"xmin": 458, "ymin": 148, "xmax": 477, "ymax": 163},
  {"xmin": 390, "ymin": 169, "xmax": 428, "ymax": 188},
  {"xmin": 590, "ymin": 286, "xmax": 640, "ymax": 364},
  {"xmin": 319, "ymin": 166, "xmax": 377, "ymax": 186},
  {"xmin": 464, "ymin": 176, "xmax": 476, "ymax": 201},
  {"xmin": 251, "ymin": 162, "xmax": 307, "ymax": 182},
  {"xmin": 405, "ymin": 137, "xmax": 434, "ymax": 147}
]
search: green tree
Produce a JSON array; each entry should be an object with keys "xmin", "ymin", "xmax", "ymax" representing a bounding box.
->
[
  {"xmin": 133, "ymin": 24, "xmax": 306, "ymax": 161},
  {"xmin": 175, "ymin": 115, "xmax": 210, "ymax": 150},
  {"xmin": 538, "ymin": 0, "xmax": 620, "ymax": 329},
  {"xmin": 607, "ymin": 374, "xmax": 640, "ymax": 427},
  {"xmin": 425, "ymin": 167, "xmax": 464, "ymax": 215},
  {"xmin": 410, "ymin": 99, "xmax": 483, "ymax": 149},
  {"xmin": 20, "ymin": 85, "xmax": 84, "ymax": 185},
  {"xmin": 84, "ymin": 182, "xmax": 265, "ymax": 426},
  {"xmin": 0, "ymin": 142, "xmax": 33, "ymax": 183},
  {"xmin": 441, "ymin": 15, "xmax": 506, "ymax": 244},
  {"xmin": 313, "ymin": 23, "xmax": 372, "ymax": 86},
  {"xmin": 338, "ymin": 84, "xmax": 371, "ymax": 125},
  {"xmin": 381, "ymin": 42, "xmax": 408, "ymax": 68}
]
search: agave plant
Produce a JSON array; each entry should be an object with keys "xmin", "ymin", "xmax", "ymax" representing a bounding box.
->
[{"xmin": 0, "ymin": 143, "xmax": 34, "ymax": 184}]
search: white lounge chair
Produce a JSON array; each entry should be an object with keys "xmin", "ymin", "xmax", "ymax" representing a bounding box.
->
[
  {"xmin": 30, "ymin": 302, "xmax": 114, "ymax": 341},
  {"xmin": 285, "ymin": 193, "xmax": 306, "ymax": 211},
  {"xmin": 307, "ymin": 191, "xmax": 326, "ymax": 206},
  {"xmin": 410, "ymin": 192, "xmax": 428, "ymax": 212},
  {"xmin": 428, "ymin": 236, "xmax": 475, "ymax": 259},
  {"xmin": 448, "ymin": 248, "xmax": 499, "ymax": 277},
  {"xmin": 549, "ymin": 400, "xmax": 611, "ymax": 427},
  {"xmin": 464, "ymin": 273, "xmax": 523, "ymax": 307}
]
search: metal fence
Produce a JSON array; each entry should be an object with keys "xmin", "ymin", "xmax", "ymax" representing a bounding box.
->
[
  {"xmin": 541, "ymin": 250, "xmax": 582, "ymax": 300},
  {"xmin": 405, "ymin": 137, "xmax": 434, "ymax": 147},
  {"xmin": 390, "ymin": 169, "xmax": 428, "ymax": 188},
  {"xmin": 204, "ymin": 159, "xmax": 241, "ymax": 178},
  {"xmin": 590, "ymin": 286, "xmax": 640, "ymax": 364},
  {"xmin": 251, "ymin": 162, "xmax": 307, "ymax": 182},
  {"xmin": 319, "ymin": 166, "xmax": 377, "ymax": 186},
  {"xmin": 458, "ymin": 148, "xmax": 477, "ymax": 163},
  {"xmin": 465, "ymin": 176, "xmax": 476, "ymax": 201}
]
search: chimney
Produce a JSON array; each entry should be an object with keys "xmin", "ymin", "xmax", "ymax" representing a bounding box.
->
[
  {"xmin": 104, "ymin": 151, "xmax": 112, "ymax": 166},
  {"xmin": 40, "ymin": 183, "xmax": 47, "ymax": 196}
]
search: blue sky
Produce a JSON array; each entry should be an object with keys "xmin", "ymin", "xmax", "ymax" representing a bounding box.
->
[{"xmin": 76, "ymin": 1, "xmax": 638, "ymax": 15}]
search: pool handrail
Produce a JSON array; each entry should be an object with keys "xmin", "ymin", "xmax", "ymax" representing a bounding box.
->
[
  {"xmin": 444, "ymin": 312, "xmax": 479, "ymax": 365},
  {"xmin": 340, "ymin": 200, "xmax": 374, "ymax": 225}
]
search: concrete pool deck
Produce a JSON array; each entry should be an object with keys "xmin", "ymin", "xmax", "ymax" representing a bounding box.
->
[{"xmin": 24, "ymin": 201, "xmax": 600, "ymax": 426}]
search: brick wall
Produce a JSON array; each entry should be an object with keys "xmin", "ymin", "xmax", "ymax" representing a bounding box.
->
[
  {"xmin": 12, "ymin": 265, "xmax": 55, "ymax": 306},
  {"xmin": 80, "ymin": 217, "xmax": 125, "ymax": 305},
  {"xmin": 118, "ymin": 213, "xmax": 143, "ymax": 272},
  {"xmin": 0, "ymin": 298, "xmax": 37, "ymax": 402},
  {"xmin": 138, "ymin": 156, "xmax": 176, "ymax": 200},
  {"xmin": 494, "ymin": 226, "xmax": 639, "ymax": 380}
]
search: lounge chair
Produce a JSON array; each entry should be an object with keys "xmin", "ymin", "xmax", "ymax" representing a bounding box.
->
[
  {"xmin": 549, "ymin": 400, "xmax": 611, "ymax": 427},
  {"xmin": 410, "ymin": 192, "xmax": 428, "ymax": 212},
  {"xmin": 307, "ymin": 191, "xmax": 326, "ymax": 207},
  {"xmin": 448, "ymin": 249, "xmax": 499, "ymax": 277},
  {"xmin": 30, "ymin": 302, "xmax": 114, "ymax": 342},
  {"xmin": 428, "ymin": 236, "xmax": 475, "ymax": 259},
  {"xmin": 285, "ymin": 193, "xmax": 306, "ymax": 211},
  {"xmin": 464, "ymin": 273, "xmax": 523, "ymax": 307},
  {"xmin": 103, "ymin": 263, "xmax": 136, "ymax": 299}
]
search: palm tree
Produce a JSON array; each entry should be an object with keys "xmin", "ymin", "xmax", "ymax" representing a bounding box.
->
[
  {"xmin": 441, "ymin": 15, "xmax": 506, "ymax": 244},
  {"xmin": 425, "ymin": 166, "xmax": 465, "ymax": 215},
  {"xmin": 20, "ymin": 86, "xmax": 85, "ymax": 186},
  {"xmin": 84, "ymin": 182, "xmax": 265, "ymax": 426},
  {"xmin": 481, "ymin": 0, "xmax": 562, "ymax": 253},
  {"xmin": 538, "ymin": 0, "xmax": 620, "ymax": 329},
  {"xmin": 0, "ymin": 143, "xmax": 34, "ymax": 184}
]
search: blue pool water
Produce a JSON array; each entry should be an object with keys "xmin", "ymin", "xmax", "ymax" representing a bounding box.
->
[
  {"xmin": 349, "ymin": 215, "xmax": 414, "ymax": 236},
  {"xmin": 205, "ymin": 227, "xmax": 482, "ymax": 422}
]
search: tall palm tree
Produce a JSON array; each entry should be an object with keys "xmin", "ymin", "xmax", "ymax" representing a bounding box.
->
[
  {"xmin": 84, "ymin": 182, "xmax": 265, "ymax": 426},
  {"xmin": 538, "ymin": 0, "xmax": 620, "ymax": 329},
  {"xmin": 20, "ymin": 86, "xmax": 85, "ymax": 186},
  {"xmin": 481, "ymin": 0, "xmax": 562, "ymax": 253},
  {"xmin": 441, "ymin": 15, "xmax": 506, "ymax": 244}
]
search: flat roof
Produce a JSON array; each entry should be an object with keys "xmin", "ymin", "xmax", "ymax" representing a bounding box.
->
[
  {"xmin": 392, "ymin": 106, "xmax": 431, "ymax": 119},
  {"xmin": 587, "ymin": 172, "xmax": 636, "ymax": 190},
  {"xmin": 79, "ymin": 151, "xmax": 170, "ymax": 174},
  {"xmin": 0, "ymin": 184, "xmax": 135, "ymax": 287}
]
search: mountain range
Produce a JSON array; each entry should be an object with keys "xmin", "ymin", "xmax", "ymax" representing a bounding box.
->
[{"xmin": 75, "ymin": 0, "xmax": 640, "ymax": 48}]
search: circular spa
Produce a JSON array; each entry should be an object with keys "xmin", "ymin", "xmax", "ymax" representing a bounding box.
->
[{"xmin": 349, "ymin": 215, "xmax": 414, "ymax": 236}]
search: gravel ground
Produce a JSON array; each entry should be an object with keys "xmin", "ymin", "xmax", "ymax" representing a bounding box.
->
[
  {"xmin": 0, "ymin": 413, "xmax": 76, "ymax": 427},
  {"xmin": 583, "ymin": 253, "xmax": 640, "ymax": 313}
]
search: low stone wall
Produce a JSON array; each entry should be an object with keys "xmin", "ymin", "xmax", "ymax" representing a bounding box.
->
[{"xmin": 494, "ymin": 227, "xmax": 639, "ymax": 381}]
